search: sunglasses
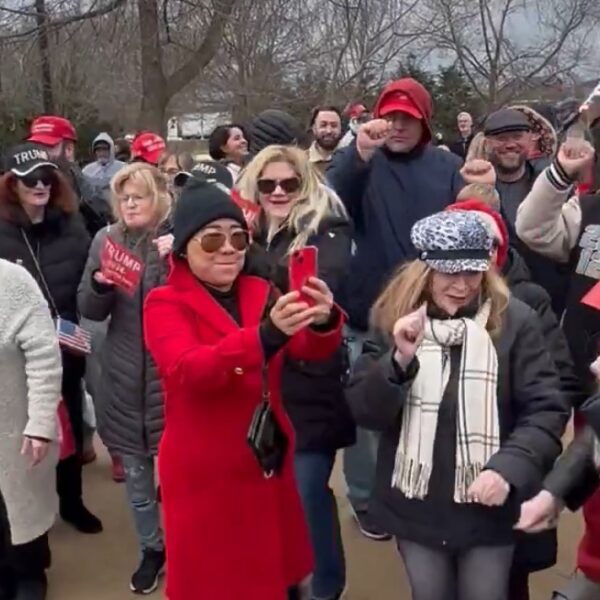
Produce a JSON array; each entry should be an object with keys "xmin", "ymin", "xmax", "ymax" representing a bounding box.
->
[
  {"xmin": 257, "ymin": 177, "xmax": 301, "ymax": 195},
  {"xmin": 192, "ymin": 230, "xmax": 250, "ymax": 253},
  {"xmin": 18, "ymin": 167, "xmax": 55, "ymax": 188}
]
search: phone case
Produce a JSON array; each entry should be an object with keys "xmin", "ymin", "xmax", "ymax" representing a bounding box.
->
[{"xmin": 288, "ymin": 246, "xmax": 318, "ymax": 306}]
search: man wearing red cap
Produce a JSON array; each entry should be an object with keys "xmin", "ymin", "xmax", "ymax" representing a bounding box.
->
[
  {"xmin": 339, "ymin": 103, "xmax": 371, "ymax": 149},
  {"xmin": 130, "ymin": 132, "xmax": 167, "ymax": 166},
  {"xmin": 28, "ymin": 116, "xmax": 112, "ymax": 236},
  {"xmin": 327, "ymin": 78, "xmax": 463, "ymax": 541}
]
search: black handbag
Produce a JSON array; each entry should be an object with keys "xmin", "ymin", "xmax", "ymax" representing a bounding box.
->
[{"xmin": 247, "ymin": 363, "xmax": 288, "ymax": 478}]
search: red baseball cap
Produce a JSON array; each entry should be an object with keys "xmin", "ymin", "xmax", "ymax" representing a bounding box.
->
[
  {"xmin": 346, "ymin": 103, "xmax": 368, "ymax": 119},
  {"xmin": 28, "ymin": 116, "xmax": 77, "ymax": 146},
  {"xmin": 377, "ymin": 92, "xmax": 423, "ymax": 120},
  {"xmin": 131, "ymin": 132, "xmax": 166, "ymax": 165}
]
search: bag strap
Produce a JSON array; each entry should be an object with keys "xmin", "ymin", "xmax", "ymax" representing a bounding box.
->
[
  {"xmin": 20, "ymin": 229, "xmax": 59, "ymax": 317},
  {"xmin": 261, "ymin": 362, "xmax": 271, "ymax": 403}
]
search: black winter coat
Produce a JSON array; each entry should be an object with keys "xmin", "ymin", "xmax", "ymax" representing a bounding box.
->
[
  {"xmin": 0, "ymin": 205, "xmax": 91, "ymax": 443},
  {"xmin": 0, "ymin": 206, "xmax": 90, "ymax": 322},
  {"xmin": 503, "ymin": 247, "xmax": 584, "ymax": 571},
  {"xmin": 346, "ymin": 298, "xmax": 568, "ymax": 551},
  {"xmin": 251, "ymin": 215, "xmax": 356, "ymax": 452}
]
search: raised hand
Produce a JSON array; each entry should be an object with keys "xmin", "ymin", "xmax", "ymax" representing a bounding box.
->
[
  {"xmin": 356, "ymin": 119, "xmax": 392, "ymax": 162},
  {"xmin": 460, "ymin": 159, "xmax": 496, "ymax": 186},
  {"xmin": 556, "ymin": 140, "xmax": 595, "ymax": 178},
  {"xmin": 392, "ymin": 303, "xmax": 427, "ymax": 370}
]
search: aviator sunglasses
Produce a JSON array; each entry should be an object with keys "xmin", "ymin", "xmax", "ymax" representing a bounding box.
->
[
  {"xmin": 192, "ymin": 229, "xmax": 250, "ymax": 253},
  {"xmin": 18, "ymin": 167, "xmax": 56, "ymax": 188},
  {"xmin": 256, "ymin": 177, "xmax": 301, "ymax": 195}
]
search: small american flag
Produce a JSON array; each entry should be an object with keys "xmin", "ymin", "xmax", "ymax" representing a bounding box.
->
[{"xmin": 57, "ymin": 318, "xmax": 92, "ymax": 356}]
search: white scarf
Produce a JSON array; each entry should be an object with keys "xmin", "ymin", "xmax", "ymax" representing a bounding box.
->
[{"xmin": 392, "ymin": 301, "xmax": 501, "ymax": 503}]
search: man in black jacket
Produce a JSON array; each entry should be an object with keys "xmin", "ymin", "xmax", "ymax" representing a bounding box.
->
[
  {"xmin": 449, "ymin": 111, "xmax": 475, "ymax": 160},
  {"xmin": 27, "ymin": 116, "xmax": 113, "ymax": 236}
]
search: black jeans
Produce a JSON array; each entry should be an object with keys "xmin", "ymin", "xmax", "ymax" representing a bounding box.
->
[{"xmin": 397, "ymin": 539, "xmax": 514, "ymax": 600}]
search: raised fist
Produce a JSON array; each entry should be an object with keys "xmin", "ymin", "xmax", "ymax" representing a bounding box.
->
[
  {"xmin": 356, "ymin": 119, "xmax": 391, "ymax": 162},
  {"xmin": 557, "ymin": 140, "xmax": 595, "ymax": 178},
  {"xmin": 393, "ymin": 303, "xmax": 427, "ymax": 370},
  {"xmin": 461, "ymin": 159, "xmax": 496, "ymax": 186}
]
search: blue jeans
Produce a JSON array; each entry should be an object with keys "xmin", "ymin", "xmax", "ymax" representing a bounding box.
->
[
  {"xmin": 294, "ymin": 452, "xmax": 345, "ymax": 599},
  {"xmin": 122, "ymin": 455, "xmax": 163, "ymax": 553},
  {"xmin": 342, "ymin": 327, "xmax": 380, "ymax": 512}
]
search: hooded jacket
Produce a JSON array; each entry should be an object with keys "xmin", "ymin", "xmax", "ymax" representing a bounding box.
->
[
  {"xmin": 327, "ymin": 79, "xmax": 463, "ymax": 330},
  {"xmin": 82, "ymin": 133, "xmax": 126, "ymax": 196}
]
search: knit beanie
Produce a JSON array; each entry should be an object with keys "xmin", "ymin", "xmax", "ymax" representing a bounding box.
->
[
  {"xmin": 173, "ymin": 178, "xmax": 246, "ymax": 256},
  {"xmin": 446, "ymin": 199, "xmax": 509, "ymax": 268},
  {"xmin": 249, "ymin": 109, "xmax": 302, "ymax": 155}
]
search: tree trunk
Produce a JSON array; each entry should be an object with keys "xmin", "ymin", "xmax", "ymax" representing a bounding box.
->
[
  {"xmin": 136, "ymin": 0, "xmax": 168, "ymax": 133},
  {"xmin": 136, "ymin": 0, "xmax": 237, "ymax": 134},
  {"xmin": 36, "ymin": 0, "xmax": 55, "ymax": 114}
]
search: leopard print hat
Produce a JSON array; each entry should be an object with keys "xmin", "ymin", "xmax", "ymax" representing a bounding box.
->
[{"xmin": 411, "ymin": 211, "xmax": 493, "ymax": 274}]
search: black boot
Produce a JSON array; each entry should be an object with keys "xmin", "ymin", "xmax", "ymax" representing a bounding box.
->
[
  {"xmin": 57, "ymin": 456, "xmax": 103, "ymax": 534},
  {"xmin": 14, "ymin": 575, "xmax": 46, "ymax": 600}
]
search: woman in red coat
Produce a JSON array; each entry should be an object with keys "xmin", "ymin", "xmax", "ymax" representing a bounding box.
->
[{"xmin": 143, "ymin": 178, "xmax": 343, "ymax": 600}]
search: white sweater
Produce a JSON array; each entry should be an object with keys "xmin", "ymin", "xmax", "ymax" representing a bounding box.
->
[{"xmin": 0, "ymin": 259, "xmax": 62, "ymax": 544}]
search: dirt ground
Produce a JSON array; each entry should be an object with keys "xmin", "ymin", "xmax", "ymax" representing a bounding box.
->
[{"xmin": 47, "ymin": 444, "xmax": 583, "ymax": 600}]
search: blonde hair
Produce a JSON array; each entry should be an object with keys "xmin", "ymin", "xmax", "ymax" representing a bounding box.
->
[
  {"xmin": 371, "ymin": 260, "xmax": 510, "ymax": 340},
  {"xmin": 457, "ymin": 183, "xmax": 500, "ymax": 211},
  {"xmin": 110, "ymin": 163, "xmax": 171, "ymax": 225},
  {"xmin": 466, "ymin": 132, "xmax": 488, "ymax": 161},
  {"xmin": 236, "ymin": 145, "xmax": 347, "ymax": 252}
]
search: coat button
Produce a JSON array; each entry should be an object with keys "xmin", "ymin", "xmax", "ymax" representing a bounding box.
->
[{"xmin": 234, "ymin": 367, "xmax": 244, "ymax": 375}]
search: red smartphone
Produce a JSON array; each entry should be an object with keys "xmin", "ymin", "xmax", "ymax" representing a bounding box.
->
[{"xmin": 288, "ymin": 246, "xmax": 318, "ymax": 306}]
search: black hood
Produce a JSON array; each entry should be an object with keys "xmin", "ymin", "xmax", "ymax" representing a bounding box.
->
[{"xmin": 502, "ymin": 247, "xmax": 532, "ymax": 287}]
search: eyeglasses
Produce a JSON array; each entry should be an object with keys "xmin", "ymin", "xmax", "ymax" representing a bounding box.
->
[
  {"xmin": 18, "ymin": 167, "xmax": 55, "ymax": 188},
  {"xmin": 118, "ymin": 194, "xmax": 152, "ymax": 205},
  {"xmin": 192, "ymin": 230, "xmax": 250, "ymax": 253},
  {"xmin": 257, "ymin": 177, "xmax": 301, "ymax": 195}
]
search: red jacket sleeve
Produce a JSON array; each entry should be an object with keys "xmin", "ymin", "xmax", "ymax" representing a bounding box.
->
[
  {"xmin": 143, "ymin": 289, "xmax": 264, "ymax": 394},
  {"xmin": 287, "ymin": 308, "xmax": 344, "ymax": 362}
]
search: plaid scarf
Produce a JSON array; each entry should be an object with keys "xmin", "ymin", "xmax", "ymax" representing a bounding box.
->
[{"xmin": 392, "ymin": 300, "xmax": 501, "ymax": 503}]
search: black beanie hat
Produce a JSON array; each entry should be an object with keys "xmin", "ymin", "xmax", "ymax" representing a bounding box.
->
[
  {"xmin": 249, "ymin": 109, "xmax": 302, "ymax": 155},
  {"xmin": 173, "ymin": 178, "xmax": 246, "ymax": 256}
]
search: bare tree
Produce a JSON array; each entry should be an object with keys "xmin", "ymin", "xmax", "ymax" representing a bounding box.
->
[
  {"xmin": 421, "ymin": 0, "xmax": 599, "ymax": 108},
  {"xmin": 137, "ymin": 0, "xmax": 238, "ymax": 132}
]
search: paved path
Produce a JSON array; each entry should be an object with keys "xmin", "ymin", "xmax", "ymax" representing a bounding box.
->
[{"xmin": 48, "ymin": 445, "xmax": 583, "ymax": 599}]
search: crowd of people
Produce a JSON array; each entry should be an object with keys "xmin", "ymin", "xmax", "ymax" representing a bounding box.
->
[{"xmin": 0, "ymin": 75, "xmax": 600, "ymax": 600}]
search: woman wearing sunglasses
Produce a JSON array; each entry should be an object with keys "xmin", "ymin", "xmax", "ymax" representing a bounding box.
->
[
  {"xmin": 0, "ymin": 144, "xmax": 102, "ymax": 538},
  {"xmin": 237, "ymin": 145, "xmax": 354, "ymax": 600},
  {"xmin": 143, "ymin": 178, "xmax": 343, "ymax": 600},
  {"xmin": 77, "ymin": 162, "xmax": 173, "ymax": 594}
]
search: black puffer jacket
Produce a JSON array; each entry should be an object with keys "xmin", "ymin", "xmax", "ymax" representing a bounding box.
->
[
  {"xmin": 251, "ymin": 214, "xmax": 356, "ymax": 452},
  {"xmin": 0, "ymin": 205, "xmax": 90, "ymax": 322},
  {"xmin": 347, "ymin": 298, "xmax": 568, "ymax": 550}
]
